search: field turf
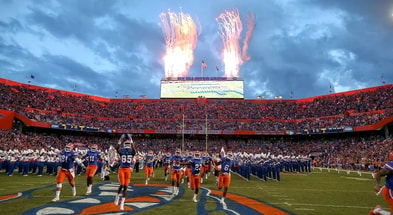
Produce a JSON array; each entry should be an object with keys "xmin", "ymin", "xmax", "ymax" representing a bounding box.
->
[{"xmin": 0, "ymin": 167, "xmax": 386, "ymax": 215}]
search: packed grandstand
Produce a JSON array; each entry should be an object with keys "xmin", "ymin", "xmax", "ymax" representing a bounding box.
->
[{"xmin": 0, "ymin": 77, "xmax": 392, "ymax": 178}]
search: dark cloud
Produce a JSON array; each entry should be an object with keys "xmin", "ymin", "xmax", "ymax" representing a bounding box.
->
[{"xmin": 0, "ymin": 0, "xmax": 392, "ymax": 99}]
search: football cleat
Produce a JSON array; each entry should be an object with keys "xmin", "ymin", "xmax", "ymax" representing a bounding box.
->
[
  {"xmin": 114, "ymin": 195, "xmax": 119, "ymax": 205},
  {"xmin": 85, "ymin": 187, "xmax": 92, "ymax": 195},
  {"xmin": 370, "ymin": 205, "xmax": 382, "ymax": 215},
  {"xmin": 120, "ymin": 198, "xmax": 125, "ymax": 210},
  {"xmin": 52, "ymin": 197, "xmax": 59, "ymax": 202}
]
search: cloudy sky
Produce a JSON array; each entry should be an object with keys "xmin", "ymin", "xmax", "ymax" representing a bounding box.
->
[{"xmin": 0, "ymin": 0, "xmax": 392, "ymax": 99}]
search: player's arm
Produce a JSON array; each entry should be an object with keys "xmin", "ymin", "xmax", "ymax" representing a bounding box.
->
[
  {"xmin": 373, "ymin": 167, "xmax": 392, "ymax": 193},
  {"xmin": 116, "ymin": 134, "xmax": 126, "ymax": 154},
  {"xmin": 374, "ymin": 168, "xmax": 391, "ymax": 186},
  {"xmin": 169, "ymin": 158, "xmax": 174, "ymax": 168},
  {"xmin": 98, "ymin": 152, "xmax": 104, "ymax": 161},
  {"xmin": 126, "ymin": 135, "xmax": 136, "ymax": 156},
  {"xmin": 73, "ymin": 154, "xmax": 86, "ymax": 169},
  {"xmin": 215, "ymin": 157, "xmax": 222, "ymax": 165}
]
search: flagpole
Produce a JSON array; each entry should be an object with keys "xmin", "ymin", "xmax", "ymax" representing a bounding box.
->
[
  {"xmin": 201, "ymin": 61, "xmax": 207, "ymax": 77},
  {"xmin": 181, "ymin": 114, "xmax": 185, "ymax": 152},
  {"xmin": 205, "ymin": 114, "xmax": 208, "ymax": 152}
]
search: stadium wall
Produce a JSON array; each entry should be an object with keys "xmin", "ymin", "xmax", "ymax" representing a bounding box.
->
[
  {"xmin": 0, "ymin": 110, "xmax": 14, "ymax": 129},
  {"xmin": 13, "ymin": 112, "xmax": 51, "ymax": 128},
  {"xmin": 354, "ymin": 115, "xmax": 393, "ymax": 132}
]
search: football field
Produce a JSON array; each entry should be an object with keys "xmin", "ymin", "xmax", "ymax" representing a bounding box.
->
[{"xmin": 0, "ymin": 167, "xmax": 385, "ymax": 215}]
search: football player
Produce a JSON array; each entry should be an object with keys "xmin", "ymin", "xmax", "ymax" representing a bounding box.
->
[
  {"xmin": 114, "ymin": 134, "xmax": 136, "ymax": 211},
  {"xmin": 144, "ymin": 150, "xmax": 155, "ymax": 185},
  {"xmin": 370, "ymin": 151, "xmax": 393, "ymax": 215},
  {"xmin": 189, "ymin": 151, "xmax": 203, "ymax": 203},
  {"xmin": 83, "ymin": 144, "xmax": 102, "ymax": 195},
  {"xmin": 216, "ymin": 151, "xmax": 237, "ymax": 205},
  {"xmin": 52, "ymin": 143, "xmax": 85, "ymax": 202},
  {"xmin": 170, "ymin": 148, "xmax": 183, "ymax": 196}
]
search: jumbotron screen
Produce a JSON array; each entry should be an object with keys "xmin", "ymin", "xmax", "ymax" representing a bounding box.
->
[{"xmin": 160, "ymin": 77, "xmax": 244, "ymax": 99}]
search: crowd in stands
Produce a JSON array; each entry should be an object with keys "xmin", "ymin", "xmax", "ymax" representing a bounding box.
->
[
  {"xmin": 0, "ymin": 82, "xmax": 392, "ymax": 132},
  {"xmin": 1, "ymin": 129, "xmax": 392, "ymax": 174}
]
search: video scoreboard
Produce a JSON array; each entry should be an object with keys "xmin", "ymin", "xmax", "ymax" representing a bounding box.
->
[{"xmin": 160, "ymin": 77, "xmax": 244, "ymax": 99}]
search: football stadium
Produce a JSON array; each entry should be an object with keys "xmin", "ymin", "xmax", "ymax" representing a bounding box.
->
[
  {"xmin": 0, "ymin": 78, "xmax": 392, "ymax": 215},
  {"xmin": 2, "ymin": 1, "xmax": 393, "ymax": 215}
]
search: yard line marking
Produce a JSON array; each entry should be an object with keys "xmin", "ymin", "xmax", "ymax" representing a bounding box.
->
[
  {"xmin": 271, "ymin": 202, "xmax": 372, "ymax": 209},
  {"xmin": 233, "ymin": 186, "xmax": 370, "ymax": 193},
  {"xmin": 295, "ymin": 208, "xmax": 315, "ymax": 211},
  {"xmin": 340, "ymin": 176, "xmax": 373, "ymax": 181}
]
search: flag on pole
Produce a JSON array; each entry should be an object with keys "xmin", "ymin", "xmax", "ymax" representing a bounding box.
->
[
  {"xmin": 201, "ymin": 60, "xmax": 207, "ymax": 69},
  {"xmin": 215, "ymin": 66, "xmax": 219, "ymax": 77},
  {"xmin": 28, "ymin": 74, "xmax": 35, "ymax": 83},
  {"xmin": 73, "ymin": 83, "xmax": 77, "ymax": 91}
]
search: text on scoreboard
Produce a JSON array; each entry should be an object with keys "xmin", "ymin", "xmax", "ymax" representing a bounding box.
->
[{"xmin": 160, "ymin": 79, "xmax": 244, "ymax": 99}]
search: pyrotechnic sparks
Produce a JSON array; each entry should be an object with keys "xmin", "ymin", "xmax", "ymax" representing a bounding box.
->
[
  {"xmin": 217, "ymin": 9, "xmax": 255, "ymax": 78},
  {"xmin": 160, "ymin": 9, "xmax": 200, "ymax": 78},
  {"xmin": 242, "ymin": 12, "xmax": 255, "ymax": 62}
]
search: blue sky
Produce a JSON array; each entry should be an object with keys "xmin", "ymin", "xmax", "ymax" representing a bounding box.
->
[{"xmin": 0, "ymin": 0, "xmax": 392, "ymax": 99}]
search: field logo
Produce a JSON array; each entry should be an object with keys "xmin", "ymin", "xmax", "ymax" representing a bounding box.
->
[
  {"xmin": 24, "ymin": 183, "xmax": 183, "ymax": 214},
  {"xmin": 20, "ymin": 182, "xmax": 295, "ymax": 215},
  {"xmin": 0, "ymin": 193, "xmax": 22, "ymax": 202},
  {"xmin": 201, "ymin": 188, "xmax": 295, "ymax": 215}
]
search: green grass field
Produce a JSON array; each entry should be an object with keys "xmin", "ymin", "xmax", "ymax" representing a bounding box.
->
[{"xmin": 0, "ymin": 167, "xmax": 386, "ymax": 215}]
